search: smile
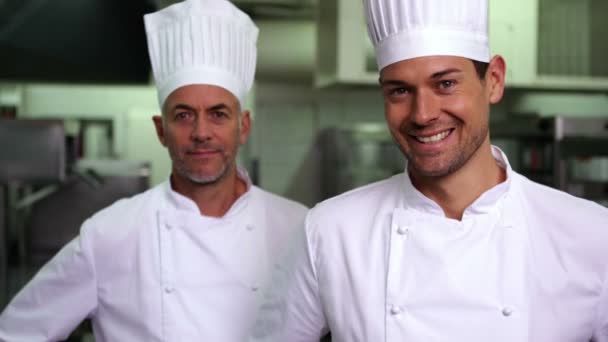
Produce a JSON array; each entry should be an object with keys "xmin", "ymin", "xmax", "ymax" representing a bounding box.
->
[
  {"xmin": 413, "ymin": 129, "xmax": 453, "ymax": 144},
  {"xmin": 187, "ymin": 149, "xmax": 221, "ymax": 156},
  {"xmin": 189, "ymin": 150, "xmax": 217, "ymax": 153}
]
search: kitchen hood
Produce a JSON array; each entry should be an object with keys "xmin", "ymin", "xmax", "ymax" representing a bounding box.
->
[{"xmin": 0, "ymin": 0, "xmax": 158, "ymax": 84}]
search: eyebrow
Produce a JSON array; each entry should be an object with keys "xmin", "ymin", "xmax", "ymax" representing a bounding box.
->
[
  {"xmin": 170, "ymin": 103, "xmax": 196, "ymax": 112},
  {"xmin": 207, "ymin": 103, "xmax": 231, "ymax": 112},
  {"xmin": 379, "ymin": 79, "xmax": 413, "ymax": 88},
  {"xmin": 430, "ymin": 68, "xmax": 463, "ymax": 79},
  {"xmin": 169, "ymin": 103, "xmax": 231, "ymax": 113},
  {"xmin": 379, "ymin": 68, "xmax": 464, "ymax": 87}
]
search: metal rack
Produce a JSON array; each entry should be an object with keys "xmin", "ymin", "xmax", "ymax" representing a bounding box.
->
[
  {"xmin": 0, "ymin": 119, "xmax": 152, "ymax": 311},
  {"xmin": 492, "ymin": 115, "xmax": 608, "ymax": 206}
]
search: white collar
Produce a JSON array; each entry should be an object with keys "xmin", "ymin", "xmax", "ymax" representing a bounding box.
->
[
  {"xmin": 162, "ymin": 166, "xmax": 253, "ymax": 218},
  {"xmin": 402, "ymin": 145, "xmax": 514, "ymax": 218}
]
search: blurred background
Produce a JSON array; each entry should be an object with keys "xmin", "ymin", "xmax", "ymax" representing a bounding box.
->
[{"xmin": 1, "ymin": 0, "xmax": 607, "ymax": 339}]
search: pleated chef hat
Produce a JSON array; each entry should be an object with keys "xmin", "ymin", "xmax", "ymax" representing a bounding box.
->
[
  {"xmin": 364, "ymin": 0, "xmax": 490, "ymax": 71},
  {"xmin": 144, "ymin": 0, "xmax": 258, "ymax": 108}
]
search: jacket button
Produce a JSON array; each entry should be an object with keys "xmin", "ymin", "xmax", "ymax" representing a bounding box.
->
[
  {"xmin": 397, "ymin": 226, "xmax": 408, "ymax": 235},
  {"xmin": 165, "ymin": 222, "xmax": 173, "ymax": 230},
  {"xmin": 389, "ymin": 305, "xmax": 403, "ymax": 316},
  {"xmin": 164, "ymin": 285, "xmax": 174, "ymax": 293},
  {"xmin": 502, "ymin": 307, "xmax": 513, "ymax": 317},
  {"xmin": 246, "ymin": 224, "xmax": 255, "ymax": 231}
]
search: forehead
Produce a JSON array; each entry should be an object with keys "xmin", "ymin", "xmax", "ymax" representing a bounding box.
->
[
  {"xmin": 163, "ymin": 84, "xmax": 240, "ymax": 112},
  {"xmin": 380, "ymin": 55, "xmax": 475, "ymax": 82}
]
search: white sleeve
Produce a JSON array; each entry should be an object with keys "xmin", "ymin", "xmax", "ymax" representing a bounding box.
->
[
  {"xmin": 593, "ymin": 265, "xmax": 608, "ymax": 342},
  {"xmin": 249, "ymin": 213, "xmax": 329, "ymax": 342},
  {"xmin": 0, "ymin": 220, "xmax": 98, "ymax": 341}
]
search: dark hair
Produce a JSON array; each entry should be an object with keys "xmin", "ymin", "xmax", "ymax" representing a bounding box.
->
[{"xmin": 472, "ymin": 60, "xmax": 489, "ymax": 80}]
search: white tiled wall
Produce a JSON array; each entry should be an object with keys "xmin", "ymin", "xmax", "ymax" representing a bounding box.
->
[
  {"xmin": 253, "ymin": 82, "xmax": 320, "ymax": 206},
  {"xmin": 253, "ymin": 81, "xmax": 386, "ymax": 206}
]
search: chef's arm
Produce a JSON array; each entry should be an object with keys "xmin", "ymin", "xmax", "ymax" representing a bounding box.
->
[
  {"xmin": 0, "ymin": 220, "xmax": 98, "ymax": 341},
  {"xmin": 592, "ymin": 265, "xmax": 608, "ymax": 342},
  {"xmin": 249, "ymin": 213, "xmax": 329, "ymax": 342}
]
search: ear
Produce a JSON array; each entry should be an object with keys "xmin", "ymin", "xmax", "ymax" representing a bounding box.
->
[
  {"xmin": 487, "ymin": 55, "xmax": 506, "ymax": 104},
  {"xmin": 152, "ymin": 115, "xmax": 167, "ymax": 147},
  {"xmin": 239, "ymin": 110, "xmax": 251, "ymax": 145}
]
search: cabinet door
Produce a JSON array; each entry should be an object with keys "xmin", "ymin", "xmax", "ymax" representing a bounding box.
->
[
  {"xmin": 489, "ymin": 0, "xmax": 539, "ymax": 86},
  {"xmin": 318, "ymin": 0, "xmax": 542, "ymax": 87}
]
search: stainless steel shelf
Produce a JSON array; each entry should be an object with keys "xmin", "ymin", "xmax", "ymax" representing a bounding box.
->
[{"xmin": 491, "ymin": 115, "xmax": 608, "ymax": 205}]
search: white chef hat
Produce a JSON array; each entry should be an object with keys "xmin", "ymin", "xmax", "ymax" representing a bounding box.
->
[
  {"xmin": 144, "ymin": 0, "xmax": 258, "ymax": 108},
  {"xmin": 364, "ymin": 0, "xmax": 490, "ymax": 71}
]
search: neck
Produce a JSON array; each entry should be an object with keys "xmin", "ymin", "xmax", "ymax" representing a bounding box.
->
[
  {"xmin": 410, "ymin": 141, "xmax": 506, "ymax": 220},
  {"xmin": 170, "ymin": 166, "xmax": 247, "ymax": 217}
]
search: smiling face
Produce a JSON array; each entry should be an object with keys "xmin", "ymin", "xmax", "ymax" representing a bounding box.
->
[
  {"xmin": 380, "ymin": 55, "xmax": 505, "ymax": 179},
  {"xmin": 153, "ymin": 84, "xmax": 250, "ymax": 185}
]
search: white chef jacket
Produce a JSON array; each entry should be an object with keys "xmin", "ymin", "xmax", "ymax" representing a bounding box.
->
[
  {"xmin": 0, "ymin": 168, "xmax": 307, "ymax": 341},
  {"xmin": 250, "ymin": 146, "xmax": 608, "ymax": 342}
]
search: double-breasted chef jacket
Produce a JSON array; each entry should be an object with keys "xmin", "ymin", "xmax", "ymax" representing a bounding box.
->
[
  {"xmin": 0, "ymin": 168, "xmax": 308, "ymax": 341},
  {"xmin": 250, "ymin": 146, "xmax": 608, "ymax": 342}
]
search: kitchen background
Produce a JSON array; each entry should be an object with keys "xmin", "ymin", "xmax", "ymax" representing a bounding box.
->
[{"xmin": 0, "ymin": 0, "xmax": 607, "ymax": 339}]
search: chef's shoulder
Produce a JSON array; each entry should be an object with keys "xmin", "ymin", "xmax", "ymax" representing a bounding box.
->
[
  {"xmin": 78, "ymin": 183, "xmax": 163, "ymax": 240},
  {"xmin": 307, "ymin": 173, "xmax": 404, "ymax": 229},
  {"xmin": 517, "ymin": 174, "xmax": 608, "ymax": 258},
  {"xmin": 518, "ymin": 174, "xmax": 608, "ymax": 226}
]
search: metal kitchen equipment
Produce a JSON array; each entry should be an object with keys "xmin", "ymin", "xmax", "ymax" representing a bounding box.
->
[
  {"xmin": 492, "ymin": 115, "xmax": 608, "ymax": 206},
  {"xmin": 319, "ymin": 124, "xmax": 404, "ymax": 200}
]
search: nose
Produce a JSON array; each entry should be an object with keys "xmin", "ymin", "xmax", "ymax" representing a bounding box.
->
[
  {"xmin": 410, "ymin": 89, "xmax": 440, "ymax": 126},
  {"xmin": 190, "ymin": 117, "xmax": 212, "ymax": 142}
]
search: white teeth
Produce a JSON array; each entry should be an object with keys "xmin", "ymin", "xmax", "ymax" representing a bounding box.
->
[{"xmin": 416, "ymin": 130, "xmax": 450, "ymax": 143}]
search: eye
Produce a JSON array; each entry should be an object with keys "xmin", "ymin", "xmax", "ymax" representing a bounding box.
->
[
  {"xmin": 210, "ymin": 111, "xmax": 228, "ymax": 119},
  {"xmin": 385, "ymin": 87, "xmax": 410, "ymax": 97},
  {"xmin": 392, "ymin": 87, "xmax": 407, "ymax": 95},
  {"xmin": 175, "ymin": 111, "xmax": 193, "ymax": 121},
  {"xmin": 438, "ymin": 80, "xmax": 456, "ymax": 90}
]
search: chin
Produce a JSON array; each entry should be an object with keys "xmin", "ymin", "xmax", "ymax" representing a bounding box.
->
[
  {"xmin": 185, "ymin": 172, "xmax": 223, "ymax": 184},
  {"xmin": 172, "ymin": 165, "xmax": 225, "ymax": 185},
  {"xmin": 193, "ymin": 166, "xmax": 230, "ymax": 183},
  {"xmin": 409, "ymin": 160, "xmax": 459, "ymax": 178},
  {"xmin": 408, "ymin": 150, "xmax": 472, "ymax": 178},
  {"xmin": 411, "ymin": 168, "xmax": 450, "ymax": 178},
  {"xmin": 192, "ymin": 177, "xmax": 221, "ymax": 185}
]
